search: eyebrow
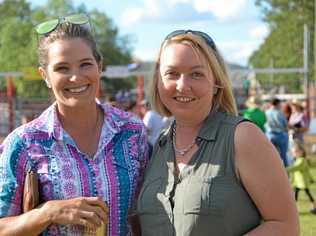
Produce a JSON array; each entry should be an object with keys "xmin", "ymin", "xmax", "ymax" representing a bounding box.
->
[
  {"xmin": 163, "ymin": 65, "xmax": 206, "ymax": 70},
  {"xmin": 79, "ymin": 58, "xmax": 94, "ymax": 62},
  {"xmin": 53, "ymin": 58, "xmax": 94, "ymax": 66}
]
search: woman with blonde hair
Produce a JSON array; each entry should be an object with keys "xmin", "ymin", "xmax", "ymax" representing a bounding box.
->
[{"xmin": 137, "ymin": 30, "xmax": 299, "ymax": 236}]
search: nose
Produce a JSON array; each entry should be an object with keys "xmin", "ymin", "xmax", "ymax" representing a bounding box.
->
[
  {"xmin": 176, "ymin": 74, "xmax": 191, "ymax": 92},
  {"xmin": 69, "ymin": 68, "xmax": 82, "ymax": 82}
]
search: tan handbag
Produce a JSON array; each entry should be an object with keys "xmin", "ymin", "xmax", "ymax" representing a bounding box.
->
[{"xmin": 22, "ymin": 170, "xmax": 39, "ymax": 213}]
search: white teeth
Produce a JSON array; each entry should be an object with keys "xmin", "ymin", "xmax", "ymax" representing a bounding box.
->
[
  {"xmin": 68, "ymin": 85, "xmax": 88, "ymax": 93},
  {"xmin": 175, "ymin": 97, "xmax": 194, "ymax": 102}
]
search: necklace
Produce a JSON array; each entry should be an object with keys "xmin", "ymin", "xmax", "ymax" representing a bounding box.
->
[{"xmin": 172, "ymin": 123, "xmax": 196, "ymax": 157}]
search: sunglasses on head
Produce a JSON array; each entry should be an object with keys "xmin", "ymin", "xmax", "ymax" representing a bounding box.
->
[
  {"xmin": 164, "ymin": 30, "xmax": 216, "ymax": 50},
  {"xmin": 35, "ymin": 13, "xmax": 90, "ymax": 35}
]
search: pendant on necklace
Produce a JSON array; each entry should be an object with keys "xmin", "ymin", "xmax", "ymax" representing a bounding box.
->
[{"xmin": 172, "ymin": 123, "xmax": 196, "ymax": 157}]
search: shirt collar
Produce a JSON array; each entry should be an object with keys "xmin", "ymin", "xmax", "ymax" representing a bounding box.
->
[
  {"xmin": 31, "ymin": 103, "xmax": 62, "ymax": 141},
  {"xmin": 34, "ymin": 102, "xmax": 128, "ymax": 142},
  {"xmin": 197, "ymin": 111, "xmax": 224, "ymax": 141},
  {"xmin": 158, "ymin": 111, "xmax": 224, "ymax": 147}
]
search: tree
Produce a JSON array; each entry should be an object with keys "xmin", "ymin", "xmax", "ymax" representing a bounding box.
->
[
  {"xmin": 0, "ymin": 0, "xmax": 134, "ymax": 98},
  {"xmin": 89, "ymin": 9, "xmax": 133, "ymax": 67},
  {"xmin": 249, "ymin": 0, "xmax": 314, "ymax": 93}
]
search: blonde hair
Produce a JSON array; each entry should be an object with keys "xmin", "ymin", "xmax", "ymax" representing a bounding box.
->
[
  {"xmin": 292, "ymin": 139, "xmax": 306, "ymax": 157},
  {"xmin": 150, "ymin": 32, "xmax": 237, "ymax": 117}
]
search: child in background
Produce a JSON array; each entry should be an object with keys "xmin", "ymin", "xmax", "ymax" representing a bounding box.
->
[{"xmin": 287, "ymin": 140, "xmax": 316, "ymax": 214}]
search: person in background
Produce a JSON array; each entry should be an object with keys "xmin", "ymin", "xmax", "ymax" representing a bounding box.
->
[
  {"xmin": 242, "ymin": 96, "xmax": 266, "ymax": 132},
  {"xmin": 282, "ymin": 102, "xmax": 292, "ymax": 122},
  {"xmin": 0, "ymin": 14, "xmax": 148, "ymax": 235},
  {"xmin": 287, "ymin": 140, "xmax": 316, "ymax": 214},
  {"xmin": 282, "ymin": 102, "xmax": 294, "ymax": 165},
  {"xmin": 141, "ymin": 100, "xmax": 169, "ymax": 147},
  {"xmin": 265, "ymin": 98, "xmax": 289, "ymax": 167},
  {"xmin": 288, "ymin": 101, "xmax": 309, "ymax": 144},
  {"xmin": 242, "ymin": 78, "xmax": 250, "ymax": 97},
  {"xmin": 137, "ymin": 29, "xmax": 299, "ymax": 236}
]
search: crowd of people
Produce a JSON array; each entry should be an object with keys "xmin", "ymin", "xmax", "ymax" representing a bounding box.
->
[
  {"xmin": 241, "ymin": 95, "xmax": 316, "ymax": 216},
  {"xmin": 0, "ymin": 12, "xmax": 314, "ymax": 236},
  {"xmin": 241, "ymin": 96, "xmax": 310, "ymax": 166}
]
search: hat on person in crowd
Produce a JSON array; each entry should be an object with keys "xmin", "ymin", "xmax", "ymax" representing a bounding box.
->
[
  {"xmin": 245, "ymin": 96, "xmax": 261, "ymax": 108},
  {"xmin": 291, "ymin": 99, "xmax": 303, "ymax": 110}
]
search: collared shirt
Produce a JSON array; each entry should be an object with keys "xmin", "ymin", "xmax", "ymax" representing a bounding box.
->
[
  {"xmin": 0, "ymin": 102, "xmax": 148, "ymax": 236},
  {"xmin": 137, "ymin": 111, "xmax": 261, "ymax": 236},
  {"xmin": 288, "ymin": 111, "xmax": 309, "ymax": 141},
  {"xmin": 265, "ymin": 107, "xmax": 287, "ymax": 133}
]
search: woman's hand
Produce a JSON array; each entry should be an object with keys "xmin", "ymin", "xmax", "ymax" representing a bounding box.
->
[{"xmin": 41, "ymin": 196, "xmax": 108, "ymax": 230}]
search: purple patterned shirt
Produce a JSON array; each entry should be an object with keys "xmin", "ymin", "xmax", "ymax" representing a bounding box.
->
[{"xmin": 0, "ymin": 102, "xmax": 148, "ymax": 235}]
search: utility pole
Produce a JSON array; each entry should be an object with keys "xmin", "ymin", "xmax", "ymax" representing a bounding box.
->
[
  {"xmin": 314, "ymin": 0, "xmax": 316, "ymax": 84},
  {"xmin": 304, "ymin": 24, "xmax": 309, "ymax": 94},
  {"xmin": 304, "ymin": 24, "xmax": 310, "ymax": 119}
]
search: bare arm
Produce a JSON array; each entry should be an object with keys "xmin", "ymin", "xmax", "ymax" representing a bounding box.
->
[
  {"xmin": 0, "ymin": 207, "xmax": 50, "ymax": 236},
  {"xmin": 0, "ymin": 197, "xmax": 108, "ymax": 236},
  {"xmin": 235, "ymin": 122, "xmax": 299, "ymax": 236}
]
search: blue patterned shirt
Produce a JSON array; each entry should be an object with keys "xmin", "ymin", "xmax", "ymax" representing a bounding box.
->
[{"xmin": 0, "ymin": 102, "xmax": 148, "ymax": 235}]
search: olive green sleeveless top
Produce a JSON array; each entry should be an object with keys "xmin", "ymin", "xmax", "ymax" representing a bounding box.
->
[{"xmin": 137, "ymin": 111, "xmax": 261, "ymax": 236}]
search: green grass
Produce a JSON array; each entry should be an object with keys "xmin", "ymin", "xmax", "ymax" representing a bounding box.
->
[{"xmin": 298, "ymin": 156, "xmax": 316, "ymax": 236}]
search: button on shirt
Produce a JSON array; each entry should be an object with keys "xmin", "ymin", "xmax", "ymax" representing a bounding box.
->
[{"xmin": 0, "ymin": 103, "xmax": 148, "ymax": 236}]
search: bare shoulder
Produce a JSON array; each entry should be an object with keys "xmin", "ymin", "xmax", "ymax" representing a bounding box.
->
[
  {"xmin": 234, "ymin": 121, "xmax": 284, "ymax": 182},
  {"xmin": 234, "ymin": 121, "xmax": 298, "ymax": 233},
  {"xmin": 235, "ymin": 121, "xmax": 268, "ymax": 147},
  {"xmin": 234, "ymin": 121, "xmax": 277, "ymax": 164}
]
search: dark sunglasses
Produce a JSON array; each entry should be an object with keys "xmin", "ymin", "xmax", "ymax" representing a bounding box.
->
[
  {"xmin": 35, "ymin": 13, "xmax": 90, "ymax": 35},
  {"xmin": 164, "ymin": 30, "xmax": 216, "ymax": 50}
]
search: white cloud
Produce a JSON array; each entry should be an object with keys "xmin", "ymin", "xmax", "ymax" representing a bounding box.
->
[
  {"xmin": 120, "ymin": 0, "xmax": 247, "ymax": 27},
  {"xmin": 218, "ymin": 40, "xmax": 260, "ymax": 65},
  {"xmin": 121, "ymin": 0, "xmax": 162, "ymax": 27},
  {"xmin": 168, "ymin": 0, "xmax": 190, "ymax": 7},
  {"xmin": 193, "ymin": 0, "xmax": 247, "ymax": 21},
  {"xmin": 121, "ymin": 8, "xmax": 144, "ymax": 27},
  {"xmin": 250, "ymin": 24, "xmax": 269, "ymax": 39}
]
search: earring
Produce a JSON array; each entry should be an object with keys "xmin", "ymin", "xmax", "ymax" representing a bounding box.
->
[
  {"xmin": 45, "ymin": 79, "xmax": 51, "ymax": 88},
  {"xmin": 213, "ymin": 85, "xmax": 223, "ymax": 95}
]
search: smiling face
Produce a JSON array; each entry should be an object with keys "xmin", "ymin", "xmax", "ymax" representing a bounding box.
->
[
  {"xmin": 158, "ymin": 42, "xmax": 216, "ymax": 122},
  {"xmin": 39, "ymin": 38, "xmax": 101, "ymax": 110}
]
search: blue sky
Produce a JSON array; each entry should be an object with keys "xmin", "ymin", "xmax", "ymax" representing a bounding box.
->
[{"xmin": 29, "ymin": 0, "xmax": 269, "ymax": 67}]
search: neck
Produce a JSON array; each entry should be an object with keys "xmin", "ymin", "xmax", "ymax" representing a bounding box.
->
[
  {"xmin": 57, "ymin": 102, "xmax": 100, "ymax": 131},
  {"xmin": 173, "ymin": 121, "xmax": 201, "ymax": 157}
]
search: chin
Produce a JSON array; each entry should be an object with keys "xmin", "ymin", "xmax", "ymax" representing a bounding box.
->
[{"xmin": 62, "ymin": 98, "xmax": 95, "ymax": 108}]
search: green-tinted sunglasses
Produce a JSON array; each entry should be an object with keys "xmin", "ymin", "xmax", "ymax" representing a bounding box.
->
[{"xmin": 35, "ymin": 13, "xmax": 90, "ymax": 35}]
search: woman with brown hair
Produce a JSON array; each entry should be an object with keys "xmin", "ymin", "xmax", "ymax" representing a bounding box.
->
[{"xmin": 0, "ymin": 14, "xmax": 148, "ymax": 235}]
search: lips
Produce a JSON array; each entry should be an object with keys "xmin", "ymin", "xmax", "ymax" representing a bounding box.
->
[
  {"xmin": 66, "ymin": 85, "xmax": 89, "ymax": 93},
  {"xmin": 174, "ymin": 96, "xmax": 195, "ymax": 103}
]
